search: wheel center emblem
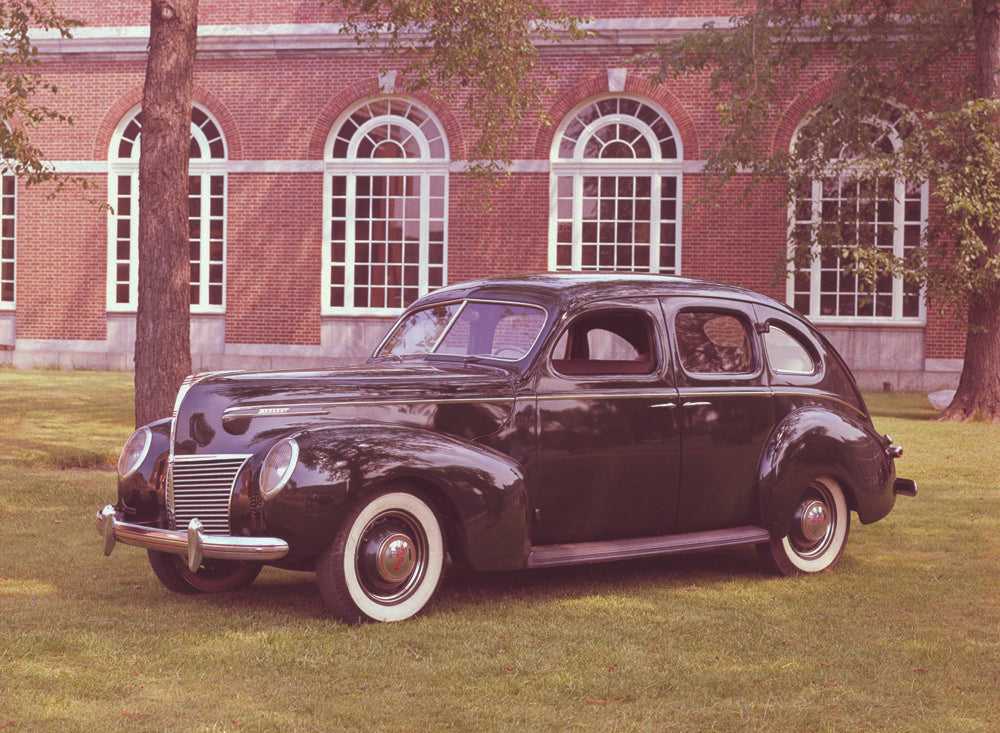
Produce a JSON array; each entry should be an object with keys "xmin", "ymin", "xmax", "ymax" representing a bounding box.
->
[
  {"xmin": 799, "ymin": 500, "xmax": 830, "ymax": 542},
  {"xmin": 377, "ymin": 533, "xmax": 415, "ymax": 582}
]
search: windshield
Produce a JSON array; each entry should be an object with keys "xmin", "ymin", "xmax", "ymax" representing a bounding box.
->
[{"xmin": 375, "ymin": 300, "xmax": 548, "ymax": 362}]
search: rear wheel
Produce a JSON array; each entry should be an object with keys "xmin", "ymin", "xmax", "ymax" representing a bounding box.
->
[
  {"xmin": 758, "ymin": 477, "xmax": 850, "ymax": 575},
  {"xmin": 316, "ymin": 487, "xmax": 445, "ymax": 623},
  {"xmin": 147, "ymin": 550, "xmax": 262, "ymax": 594}
]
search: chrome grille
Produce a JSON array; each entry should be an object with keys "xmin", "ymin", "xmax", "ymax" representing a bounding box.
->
[{"xmin": 168, "ymin": 454, "xmax": 250, "ymax": 535}]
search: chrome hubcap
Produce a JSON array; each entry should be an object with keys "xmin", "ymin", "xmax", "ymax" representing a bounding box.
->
[
  {"xmin": 789, "ymin": 484, "xmax": 837, "ymax": 559},
  {"xmin": 798, "ymin": 499, "xmax": 830, "ymax": 542},
  {"xmin": 356, "ymin": 510, "xmax": 428, "ymax": 604},
  {"xmin": 375, "ymin": 533, "xmax": 415, "ymax": 583}
]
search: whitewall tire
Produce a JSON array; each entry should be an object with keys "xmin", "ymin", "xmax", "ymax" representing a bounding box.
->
[
  {"xmin": 758, "ymin": 476, "xmax": 850, "ymax": 575},
  {"xmin": 317, "ymin": 488, "xmax": 445, "ymax": 623}
]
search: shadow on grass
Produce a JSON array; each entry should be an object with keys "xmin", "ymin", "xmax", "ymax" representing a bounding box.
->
[
  {"xmin": 444, "ymin": 546, "xmax": 765, "ymax": 597},
  {"xmin": 183, "ymin": 546, "xmax": 770, "ymax": 621}
]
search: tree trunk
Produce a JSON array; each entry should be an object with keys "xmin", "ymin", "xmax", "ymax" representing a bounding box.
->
[
  {"xmin": 940, "ymin": 0, "xmax": 1000, "ymax": 422},
  {"xmin": 134, "ymin": 0, "xmax": 199, "ymax": 428},
  {"xmin": 942, "ymin": 293, "xmax": 1000, "ymax": 421}
]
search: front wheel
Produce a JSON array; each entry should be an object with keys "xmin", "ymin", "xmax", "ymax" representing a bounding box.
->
[
  {"xmin": 316, "ymin": 488, "xmax": 445, "ymax": 623},
  {"xmin": 147, "ymin": 550, "xmax": 262, "ymax": 594},
  {"xmin": 758, "ymin": 477, "xmax": 850, "ymax": 575}
]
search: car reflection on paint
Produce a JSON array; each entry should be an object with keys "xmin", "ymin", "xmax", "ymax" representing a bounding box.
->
[{"xmin": 96, "ymin": 274, "xmax": 916, "ymax": 622}]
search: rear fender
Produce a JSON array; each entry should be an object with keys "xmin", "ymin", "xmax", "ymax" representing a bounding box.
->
[
  {"xmin": 757, "ymin": 406, "xmax": 895, "ymax": 537},
  {"xmin": 267, "ymin": 422, "xmax": 529, "ymax": 570}
]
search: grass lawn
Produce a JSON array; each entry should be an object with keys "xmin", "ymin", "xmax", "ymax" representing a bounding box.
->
[{"xmin": 1, "ymin": 369, "xmax": 998, "ymax": 731}]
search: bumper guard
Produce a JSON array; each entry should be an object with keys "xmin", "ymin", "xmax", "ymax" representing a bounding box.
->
[
  {"xmin": 96, "ymin": 505, "xmax": 289, "ymax": 572},
  {"xmin": 892, "ymin": 478, "xmax": 918, "ymax": 497}
]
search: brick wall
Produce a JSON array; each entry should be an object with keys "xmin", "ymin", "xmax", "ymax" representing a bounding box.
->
[
  {"xmin": 7, "ymin": 1, "xmax": 967, "ymax": 368},
  {"xmin": 16, "ymin": 181, "xmax": 108, "ymax": 341},
  {"xmin": 226, "ymin": 173, "xmax": 324, "ymax": 345},
  {"xmin": 680, "ymin": 176, "xmax": 788, "ymax": 300},
  {"xmin": 926, "ymin": 308, "xmax": 967, "ymax": 360},
  {"xmin": 447, "ymin": 174, "xmax": 550, "ymax": 284}
]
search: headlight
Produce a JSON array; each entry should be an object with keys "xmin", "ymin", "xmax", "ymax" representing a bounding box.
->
[
  {"xmin": 260, "ymin": 438, "xmax": 299, "ymax": 497},
  {"xmin": 117, "ymin": 427, "xmax": 151, "ymax": 480}
]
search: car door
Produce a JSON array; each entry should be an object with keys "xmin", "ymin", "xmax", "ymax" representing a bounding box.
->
[
  {"xmin": 661, "ymin": 297, "xmax": 775, "ymax": 532},
  {"xmin": 530, "ymin": 299, "xmax": 681, "ymax": 545}
]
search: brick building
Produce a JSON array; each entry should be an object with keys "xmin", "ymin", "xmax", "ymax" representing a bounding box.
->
[{"xmin": 0, "ymin": 1, "xmax": 965, "ymax": 390}]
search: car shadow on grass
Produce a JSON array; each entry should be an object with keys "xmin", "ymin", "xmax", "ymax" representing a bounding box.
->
[
  {"xmin": 197, "ymin": 546, "xmax": 772, "ymax": 621},
  {"xmin": 439, "ymin": 547, "xmax": 767, "ymax": 602}
]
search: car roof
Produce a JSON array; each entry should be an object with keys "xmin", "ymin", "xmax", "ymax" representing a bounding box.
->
[{"xmin": 417, "ymin": 273, "xmax": 794, "ymax": 315}]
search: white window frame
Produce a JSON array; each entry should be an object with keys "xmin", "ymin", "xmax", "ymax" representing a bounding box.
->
[
  {"xmin": 106, "ymin": 104, "xmax": 228, "ymax": 314},
  {"xmin": 549, "ymin": 95, "xmax": 684, "ymax": 275},
  {"xmin": 0, "ymin": 171, "xmax": 15, "ymax": 309},
  {"xmin": 322, "ymin": 98, "xmax": 449, "ymax": 316},
  {"xmin": 786, "ymin": 121, "xmax": 928, "ymax": 324},
  {"xmin": 787, "ymin": 178, "xmax": 928, "ymax": 324}
]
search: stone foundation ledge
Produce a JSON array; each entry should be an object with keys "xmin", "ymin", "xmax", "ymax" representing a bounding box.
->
[{"xmin": 852, "ymin": 366, "xmax": 961, "ymax": 393}]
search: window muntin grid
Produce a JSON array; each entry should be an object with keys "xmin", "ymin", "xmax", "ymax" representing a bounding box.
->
[
  {"xmin": 108, "ymin": 106, "xmax": 227, "ymax": 313},
  {"xmin": 790, "ymin": 176, "xmax": 926, "ymax": 322},
  {"xmin": 325, "ymin": 98, "xmax": 449, "ymax": 315},
  {"xmin": 556, "ymin": 97, "xmax": 678, "ymax": 162},
  {"xmin": 550, "ymin": 96, "xmax": 682, "ymax": 276},
  {"xmin": 188, "ymin": 174, "xmax": 226, "ymax": 308},
  {"xmin": 788, "ymin": 110, "xmax": 926, "ymax": 323},
  {"xmin": 329, "ymin": 98, "xmax": 446, "ymax": 160},
  {"xmin": 1, "ymin": 174, "xmax": 15, "ymax": 305}
]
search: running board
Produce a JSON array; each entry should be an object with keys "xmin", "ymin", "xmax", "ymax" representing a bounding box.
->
[{"xmin": 526, "ymin": 526, "xmax": 771, "ymax": 569}]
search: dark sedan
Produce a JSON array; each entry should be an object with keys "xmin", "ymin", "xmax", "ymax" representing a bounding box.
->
[{"xmin": 96, "ymin": 274, "xmax": 916, "ymax": 622}]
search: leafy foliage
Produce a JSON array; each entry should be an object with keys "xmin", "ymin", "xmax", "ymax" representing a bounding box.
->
[
  {"xmin": 646, "ymin": 0, "xmax": 1000, "ymax": 315},
  {"xmin": 0, "ymin": 1, "xmax": 82, "ymax": 188},
  {"xmin": 329, "ymin": 0, "xmax": 589, "ymax": 181},
  {"xmin": 921, "ymin": 100, "xmax": 1000, "ymax": 313}
]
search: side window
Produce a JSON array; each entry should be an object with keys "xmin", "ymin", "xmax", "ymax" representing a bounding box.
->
[
  {"xmin": 675, "ymin": 311, "xmax": 754, "ymax": 375},
  {"xmin": 764, "ymin": 325, "xmax": 816, "ymax": 375},
  {"xmin": 552, "ymin": 309, "xmax": 657, "ymax": 376},
  {"xmin": 583, "ymin": 328, "xmax": 637, "ymax": 361}
]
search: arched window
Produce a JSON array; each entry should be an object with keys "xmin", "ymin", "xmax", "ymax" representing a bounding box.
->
[
  {"xmin": 107, "ymin": 105, "xmax": 227, "ymax": 312},
  {"xmin": 324, "ymin": 98, "xmax": 448, "ymax": 314},
  {"xmin": 550, "ymin": 96, "xmax": 682, "ymax": 274},
  {"xmin": 0, "ymin": 173, "xmax": 14, "ymax": 305},
  {"xmin": 789, "ymin": 113, "xmax": 926, "ymax": 321}
]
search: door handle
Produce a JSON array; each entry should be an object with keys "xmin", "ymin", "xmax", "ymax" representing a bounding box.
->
[
  {"xmin": 651, "ymin": 402, "xmax": 677, "ymax": 409},
  {"xmin": 683, "ymin": 401, "xmax": 711, "ymax": 407}
]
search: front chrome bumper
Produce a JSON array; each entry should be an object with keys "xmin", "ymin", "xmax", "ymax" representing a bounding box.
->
[{"xmin": 96, "ymin": 505, "xmax": 289, "ymax": 572}]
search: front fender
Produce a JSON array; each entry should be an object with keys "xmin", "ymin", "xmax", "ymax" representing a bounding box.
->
[
  {"xmin": 116, "ymin": 418, "xmax": 172, "ymax": 523},
  {"xmin": 265, "ymin": 422, "xmax": 529, "ymax": 571},
  {"xmin": 757, "ymin": 406, "xmax": 895, "ymax": 537}
]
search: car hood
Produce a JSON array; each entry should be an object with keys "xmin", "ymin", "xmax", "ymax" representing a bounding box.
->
[{"xmin": 171, "ymin": 360, "xmax": 518, "ymax": 457}]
